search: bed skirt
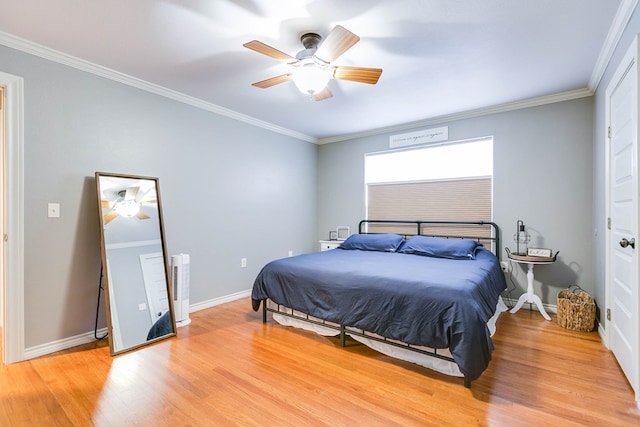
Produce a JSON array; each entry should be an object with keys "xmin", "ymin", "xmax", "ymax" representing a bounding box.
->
[{"xmin": 269, "ymin": 297, "xmax": 508, "ymax": 378}]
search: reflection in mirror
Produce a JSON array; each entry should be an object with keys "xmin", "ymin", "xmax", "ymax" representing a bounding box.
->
[{"xmin": 95, "ymin": 172, "xmax": 176, "ymax": 355}]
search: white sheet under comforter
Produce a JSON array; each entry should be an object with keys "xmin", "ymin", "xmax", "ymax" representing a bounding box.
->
[{"xmin": 270, "ymin": 297, "xmax": 508, "ymax": 377}]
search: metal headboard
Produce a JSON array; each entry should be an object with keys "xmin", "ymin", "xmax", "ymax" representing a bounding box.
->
[{"xmin": 358, "ymin": 219, "xmax": 501, "ymax": 257}]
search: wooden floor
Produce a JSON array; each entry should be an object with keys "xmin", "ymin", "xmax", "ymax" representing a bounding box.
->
[{"xmin": 1, "ymin": 298, "xmax": 639, "ymax": 426}]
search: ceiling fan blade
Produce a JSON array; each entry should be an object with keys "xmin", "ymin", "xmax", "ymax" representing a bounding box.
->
[
  {"xmin": 315, "ymin": 25, "xmax": 360, "ymax": 63},
  {"xmin": 243, "ymin": 40, "xmax": 296, "ymax": 62},
  {"xmin": 252, "ymin": 74, "xmax": 292, "ymax": 88},
  {"xmin": 313, "ymin": 86, "xmax": 333, "ymax": 101},
  {"xmin": 333, "ymin": 66, "xmax": 382, "ymax": 84},
  {"xmin": 136, "ymin": 211, "xmax": 150, "ymax": 220},
  {"xmin": 103, "ymin": 211, "xmax": 119, "ymax": 225},
  {"xmin": 124, "ymin": 186, "xmax": 140, "ymax": 201},
  {"xmin": 101, "ymin": 200, "xmax": 113, "ymax": 209},
  {"xmin": 134, "ymin": 187, "xmax": 152, "ymax": 203}
]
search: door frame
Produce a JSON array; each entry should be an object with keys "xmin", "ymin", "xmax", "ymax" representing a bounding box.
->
[
  {"xmin": 0, "ymin": 85, "xmax": 3, "ymax": 328},
  {"xmin": 604, "ymin": 34, "xmax": 640, "ymax": 402},
  {"xmin": 0, "ymin": 71, "xmax": 25, "ymax": 364}
]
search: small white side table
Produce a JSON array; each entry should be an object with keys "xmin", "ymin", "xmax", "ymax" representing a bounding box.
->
[
  {"xmin": 319, "ymin": 240, "xmax": 342, "ymax": 251},
  {"xmin": 508, "ymin": 256, "xmax": 554, "ymax": 321}
]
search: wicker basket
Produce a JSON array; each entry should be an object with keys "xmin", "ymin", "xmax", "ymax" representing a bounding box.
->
[{"xmin": 556, "ymin": 285, "xmax": 596, "ymax": 332}]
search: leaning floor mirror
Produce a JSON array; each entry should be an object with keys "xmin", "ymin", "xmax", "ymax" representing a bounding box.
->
[{"xmin": 95, "ymin": 172, "xmax": 176, "ymax": 355}]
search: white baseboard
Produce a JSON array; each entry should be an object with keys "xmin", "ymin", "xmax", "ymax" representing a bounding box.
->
[
  {"xmin": 26, "ymin": 292, "xmax": 563, "ymax": 360},
  {"xmin": 598, "ymin": 322, "xmax": 608, "ymax": 347},
  {"xmin": 502, "ymin": 297, "xmax": 557, "ymax": 315},
  {"xmin": 24, "ymin": 328, "xmax": 108, "ymax": 360},
  {"xmin": 22, "ymin": 290, "xmax": 252, "ymax": 360},
  {"xmin": 189, "ymin": 289, "xmax": 252, "ymax": 313}
]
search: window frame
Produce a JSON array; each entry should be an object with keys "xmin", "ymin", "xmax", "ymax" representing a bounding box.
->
[{"xmin": 364, "ymin": 136, "xmax": 494, "ymax": 225}]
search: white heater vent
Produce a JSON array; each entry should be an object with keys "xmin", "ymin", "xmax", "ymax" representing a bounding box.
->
[{"xmin": 171, "ymin": 253, "xmax": 191, "ymax": 327}]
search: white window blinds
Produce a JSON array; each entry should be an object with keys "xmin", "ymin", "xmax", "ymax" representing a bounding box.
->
[
  {"xmin": 365, "ymin": 138, "xmax": 493, "ymax": 237},
  {"xmin": 366, "ymin": 178, "xmax": 492, "ymax": 236}
]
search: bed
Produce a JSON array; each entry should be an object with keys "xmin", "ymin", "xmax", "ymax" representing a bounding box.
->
[{"xmin": 251, "ymin": 220, "xmax": 507, "ymax": 387}]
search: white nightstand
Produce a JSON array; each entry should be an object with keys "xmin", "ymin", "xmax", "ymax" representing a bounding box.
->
[
  {"xmin": 508, "ymin": 255, "xmax": 555, "ymax": 321},
  {"xmin": 319, "ymin": 240, "xmax": 342, "ymax": 251}
]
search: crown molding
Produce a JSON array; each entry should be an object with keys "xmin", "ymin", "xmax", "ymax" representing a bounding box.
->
[
  {"xmin": 589, "ymin": 0, "xmax": 639, "ymax": 91},
  {"xmin": 0, "ymin": 31, "xmax": 316, "ymax": 143},
  {"xmin": 317, "ymin": 88, "xmax": 594, "ymax": 145},
  {"xmin": 0, "ymin": 21, "xmax": 615, "ymax": 147}
]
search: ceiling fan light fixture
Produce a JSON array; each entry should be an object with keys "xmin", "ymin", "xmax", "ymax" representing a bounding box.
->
[
  {"xmin": 114, "ymin": 200, "xmax": 140, "ymax": 218},
  {"xmin": 291, "ymin": 58, "xmax": 332, "ymax": 95}
]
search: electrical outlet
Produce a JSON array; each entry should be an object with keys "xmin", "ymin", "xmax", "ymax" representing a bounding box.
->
[
  {"xmin": 288, "ymin": 250, "xmax": 293, "ymax": 257},
  {"xmin": 47, "ymin": 203, "xmax": 60, "ymax": 218},
  {"xmin": 241, "ymin": 258, "xmax": 247, "ymax": 268}
]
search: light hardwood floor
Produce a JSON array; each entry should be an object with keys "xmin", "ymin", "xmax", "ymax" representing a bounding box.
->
[{"xmin": 1, "ymin": 297, "xmax": 639, "ymax": 426}]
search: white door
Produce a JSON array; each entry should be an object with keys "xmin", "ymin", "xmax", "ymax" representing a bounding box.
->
[
  {"xmin": 139, "ymin": 252, "xmax": 169, "ymax": 322},
  {"xmin": 607, "ymin": 36, "xmax": 639, "ymax": 401}
]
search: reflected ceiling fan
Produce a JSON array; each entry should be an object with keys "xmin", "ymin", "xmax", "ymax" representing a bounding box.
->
[
  {"xmin": 101, "ymin": 186, "xmax": 155, "ymax": 225},
  {"xmin": 243, "ymin": 25, "xmax": 382, "ymax": 101}
]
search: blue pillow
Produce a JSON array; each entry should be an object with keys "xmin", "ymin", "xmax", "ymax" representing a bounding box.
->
[
  {"xmin": 397, "ymin": 235, "xmax": 478, "ymax": 260},
  {"xmin": 338, "ymin": 233, "xmax": 405, "ymax": 252}
]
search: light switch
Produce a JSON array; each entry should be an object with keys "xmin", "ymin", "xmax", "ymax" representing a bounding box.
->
[{"xmin": 47, "ymin": 203, "xmax": 60, "ymax": 218}]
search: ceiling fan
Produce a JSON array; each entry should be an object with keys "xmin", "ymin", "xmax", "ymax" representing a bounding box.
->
[
  {"xmin": 101, "ymin": 186, "xmax": 155, "ymax": 225},
  {"xmin": 243, "ymin": 25, "xmax": 382, "ymax": 101}
]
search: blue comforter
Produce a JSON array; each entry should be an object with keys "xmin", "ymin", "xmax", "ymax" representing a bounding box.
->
[{"xmin": 251, "ymin": 247, "xmax": 506, "ymax": 381}]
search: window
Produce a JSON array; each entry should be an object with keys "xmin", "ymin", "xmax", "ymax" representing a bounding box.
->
[{"xmin": 364, "ymin": 137, "xmax": 493, "ymax": 236}]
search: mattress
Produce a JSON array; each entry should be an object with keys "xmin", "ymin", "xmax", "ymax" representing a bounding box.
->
[{"xmin": 252, "ymin": 246, "xmax": 507, "ymax": 381}]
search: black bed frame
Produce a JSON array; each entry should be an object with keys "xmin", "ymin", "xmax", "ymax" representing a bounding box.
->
[{"xmin": 260, "ymin": 219, "xmax": 501, "ymax": 388}]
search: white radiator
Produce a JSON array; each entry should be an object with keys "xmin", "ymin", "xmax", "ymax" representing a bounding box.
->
[{"xmin": 171, "ymin": 253, "xmax": 191, "ymax": 327}]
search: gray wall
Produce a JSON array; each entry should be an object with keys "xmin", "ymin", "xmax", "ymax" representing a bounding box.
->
[
  {"xmin": 593, "ymin": 8, "xmax": 640, "ymax": 325},
  {"xmin": 0, "ymin": 45, "xmax": 318, "ymax": 348},
  {"xmin": 2, "ymin": 13, "xmax": 627, "ymax": 347},
  {"xmin": 318, "ymin": 97, "xmax": 594, "ymax": 306}
]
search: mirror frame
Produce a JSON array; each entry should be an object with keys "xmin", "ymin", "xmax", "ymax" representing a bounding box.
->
[{"xmin": 95, "ymin": 172, "xmax": 176, "ymax": 355}]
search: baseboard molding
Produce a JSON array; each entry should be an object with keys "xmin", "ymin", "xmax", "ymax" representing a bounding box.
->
[
  {"xmin": 189, "ymin": 289, "xmax": 252, "ymax": 313},
  {"xmin": 22, "ymin": 290, "xmax": 252, "ymax": 360},
  {"xmin": 24, "ymin": 328, "xmax": 108, "ymax": 360},
  {"xmin": 502, "ymin": 297, "xmax": 557, "ymax": 315},
  {"xmin": 25, "ymin": 292, "xmax": 558, "ymax": 360},
  {"xmin": 598, "ymin": 322, "xmax": 608, "ymax": 347}
]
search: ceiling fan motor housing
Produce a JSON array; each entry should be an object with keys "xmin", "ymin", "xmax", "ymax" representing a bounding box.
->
[
  {"xmin": 296, "ymin": 33, "xmax": 322, "ymax": 60},
  {"xmin": 300, "ymin": 32, "xmax": 321, "ymax": 49}
]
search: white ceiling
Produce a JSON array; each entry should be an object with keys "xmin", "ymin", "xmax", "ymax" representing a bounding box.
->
[{"xmin": 0, "ymin": 0, "xmax": 627, "ymax": 142}]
